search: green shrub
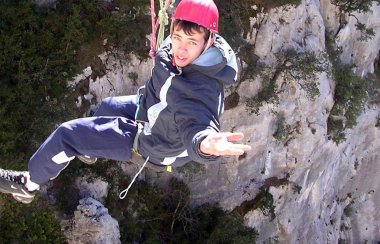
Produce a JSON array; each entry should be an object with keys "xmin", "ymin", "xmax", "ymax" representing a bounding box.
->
[
  {"xmin": 208, "ymin": 212, "xmax": 258, "ymax": 244},
  {"xmin": 0, "ymin": 0, "xmax": 151, "ymax": 170},
  {"xmin": 0, "ymin": 195, "xmax": 66, "ymax": 243},
  {"xmin": 331, "ymin": 0, "xmax": 379, "ymax": 13},
  {"xmin": 176, "ymin": 161, "xmax": 206, "ymax": 179},
  {"xmin": 331, "ymin": 0, "xmax": 380, "ymax": 41},
  {"xmin": 245, "ymin": 64, "xmax": 279, "ymax": 115},
  {"xmin": 103, "ymin": 177, "xmax": 257, "ymax": 243},
  {"xmin": 336, "ymin": 67, "xmax": 368, "ymax": 129},
  {"xmin": 273, "ymin": 115, "xmax": 292, "ymax": 142},
  {"xmin": 245, "ymin": 50, "xmax": 327, "ymax": 115},
  {"xmin": 218, "ymin": 0, "xmax": 301, "ymax": 46},
  {"xmin": 326, "ymin": 37, "xmax": 370, "ymax": 143}
]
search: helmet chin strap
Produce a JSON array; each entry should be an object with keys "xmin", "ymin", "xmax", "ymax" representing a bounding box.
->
[
  {"xmin": 172, "ymin": 52, "xmax": 177, "ymax": 67},
  {"xmin": 202, "ymin": 32, "xmax": 215, "ymax": 55}
]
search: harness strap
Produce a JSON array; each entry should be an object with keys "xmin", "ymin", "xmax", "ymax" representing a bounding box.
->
[
  {"xmin": 131, "ymin": 122, "xmax": 172, "ymax": 173},
  {"xmin": 132, "ymin": 122, "xmax": 143, "ymax": 155}
]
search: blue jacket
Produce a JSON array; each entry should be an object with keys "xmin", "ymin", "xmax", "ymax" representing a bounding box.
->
[{"xmin": 136, "ymin": 34, "xmax": 238, "ymax": 167}]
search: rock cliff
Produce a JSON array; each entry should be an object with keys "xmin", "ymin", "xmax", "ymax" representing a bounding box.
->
[{"xmin": 61, "ymin": 197, "xmax": 121, "ymax": 244}]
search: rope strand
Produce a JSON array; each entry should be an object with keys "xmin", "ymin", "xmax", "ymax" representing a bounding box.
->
[
  {"xmin": 149, "ymin": 0, "xmax": 157, "ymax": 59},
  {"xmin": 149, "ymin": 0, "xmax": 173, "ymax": 59},
  {"xmin": 119, "ymin": 156, "xmax": 150, "ymax": 199}
]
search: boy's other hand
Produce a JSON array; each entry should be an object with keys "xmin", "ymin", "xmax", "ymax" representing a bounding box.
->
[{"xmin": 200, "ymin": 132, "xmax": 252, "ymax": 156}]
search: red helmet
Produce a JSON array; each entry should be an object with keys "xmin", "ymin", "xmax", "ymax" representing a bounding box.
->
[{"xmin": 173, "ymin": 0, "xmax": 219, "ymax": 33}]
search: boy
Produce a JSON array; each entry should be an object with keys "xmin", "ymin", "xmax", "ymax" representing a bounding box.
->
[{"xmin": 0, "ymin": 0, "xmax": 251, "ymax": 204}]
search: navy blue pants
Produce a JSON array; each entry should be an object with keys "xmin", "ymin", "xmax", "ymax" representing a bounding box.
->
[{"xmin": 28, "ymin": 95, "xmax": 138, "ymax": 185}]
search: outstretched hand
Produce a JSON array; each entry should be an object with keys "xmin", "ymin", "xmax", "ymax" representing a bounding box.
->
[{"xmin": 200, "ymin": 132, "xmax": 252, "ymax": 156}]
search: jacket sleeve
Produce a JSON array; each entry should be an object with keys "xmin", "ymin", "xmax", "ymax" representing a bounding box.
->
[{"xmin": 173, "ymin": 73, "xmax": 223, "ymax": 163}]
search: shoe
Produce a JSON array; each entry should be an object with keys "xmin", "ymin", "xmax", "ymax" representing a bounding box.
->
[
  {"xmin": 0, "ymin": 169, "xmax": 36, "ymax": 204},
  {"xmin": 77, "ymin": 155, "xmax": 97, "ymax": 164}
]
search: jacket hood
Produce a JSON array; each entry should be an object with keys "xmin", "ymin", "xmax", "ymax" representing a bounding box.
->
[{"xmin": 158, "ymin": 34, "xmax": 238, "ymax": 85}]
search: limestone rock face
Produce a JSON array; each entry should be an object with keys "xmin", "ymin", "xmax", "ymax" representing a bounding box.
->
[
  {"xmin": 88, "ymin": 53, "xmax": 152, "ymax": 105},
  {"xmin": 62, "ymin": 197, "xmax": 121, "ymax": 244},
  {"xmin": 68, "ymin": 53, "xmax": 153, "ymax": 114},
  {"xmin": 252, "ymin": 0, "xmax": 326, "ymax": 64},
  {"xmin": 321, "ymin": 0, "xmax": 380, "ymax": 76},
  {"xmin": 75, "ymin": 176, "xmax": 109, "ymax": 203}
]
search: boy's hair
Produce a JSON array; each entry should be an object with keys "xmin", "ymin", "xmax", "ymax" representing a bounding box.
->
[{"xmin": 172, "ymin": 19, "xmax": 211, "ymax": 42}]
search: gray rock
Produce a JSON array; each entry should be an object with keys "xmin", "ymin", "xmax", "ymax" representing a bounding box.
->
[{"xmin": 62, "ymin": 197, "xmax": 120, "ymax": 244}]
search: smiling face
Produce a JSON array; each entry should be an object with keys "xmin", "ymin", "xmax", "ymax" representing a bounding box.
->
[{"xmin": 171, "ymin": 23, "xmax": 208, "ymax": 67}]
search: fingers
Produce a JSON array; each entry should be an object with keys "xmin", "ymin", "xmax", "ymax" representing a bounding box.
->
[
  {"xmin": 235, "ymin": 144, "xmax": 252, "ymax": 152},
  {"xmin": 210, "ymin": 132, "xmax": 245, "ymax": 141},
  {"xmin": 200, "ymin": 132, "xmax": 252, "ymax": 156},
  {"xmin": 210, "ymin": 135, "xmax": 252, "ymax": 156},
  {"xmin": 222, "ymin": 144, "xmax": 252, "ymax": 155},
  {"xmin": 225, "ymin": 132, "xmax": 245, "ymax": 142}
]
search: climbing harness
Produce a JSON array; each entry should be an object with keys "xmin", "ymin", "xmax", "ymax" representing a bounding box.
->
[
  {"xmin": 119, "ymin": 122, "xmax": 171, "ymax": 199},
  {"xmin": 149, "ymin": 0, "xmax": 173, "ymax": 59}
]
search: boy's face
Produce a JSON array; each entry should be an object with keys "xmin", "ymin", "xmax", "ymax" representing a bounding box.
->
[{"xmin": 171, "ymin": 26, "xmax": 207, "ymax": 67}]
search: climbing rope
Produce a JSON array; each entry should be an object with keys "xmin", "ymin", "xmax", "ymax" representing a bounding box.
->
[
  {"xmin": 149, "ymin": 0, "xmax": 173, "ymax": 59},
  {"xmin": 119, "ymin": 156, "xmax": 150, "ymax": 199}
]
